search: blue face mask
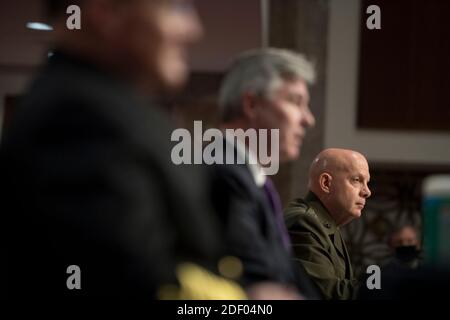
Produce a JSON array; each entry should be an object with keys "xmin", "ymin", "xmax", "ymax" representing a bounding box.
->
[{"xmin": 395, "ymin": 245, "xmax": 420, "ymax": 262}]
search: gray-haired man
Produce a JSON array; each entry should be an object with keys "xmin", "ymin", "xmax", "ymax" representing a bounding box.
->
[{"xmin": 210, "ymin": 48, "xmax": 320, "ymax": 299}]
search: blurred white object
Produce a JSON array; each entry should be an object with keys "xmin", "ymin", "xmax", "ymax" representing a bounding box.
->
[{"xmin": 26, "ymin": 22, "xmax": 53, "ymax": 31}]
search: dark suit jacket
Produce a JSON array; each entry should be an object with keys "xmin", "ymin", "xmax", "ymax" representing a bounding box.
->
[
  {"xmin": 1, "ymin": 51, "xmax": 223, "ymax": 297},
  {"xmin": 210, "ymin": 145, "xmax": 319, "ymax": 299},
  {"xmin": 285, "ymin": 192, "xmax": 358, "ymax": 299}
]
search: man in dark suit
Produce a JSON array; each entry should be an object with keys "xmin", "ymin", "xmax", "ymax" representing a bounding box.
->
[
  {"xmin": 284, "ymin": 148, "xmax": 372, "ymax": 299},
  {"xmin": 1, "ymin": 0, "xmax": 244, "ymax": 298},
  {"xmin": 210, "ymin": 49, "xmax": 320, "ymax": 299}
]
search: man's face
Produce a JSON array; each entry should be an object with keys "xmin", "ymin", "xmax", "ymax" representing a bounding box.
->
[
  {"xmin": 114, "ymin": 0, "xmax": 202, "ymax": 90},
  {"xmin": 253, "ymin": 79, "xmax": 315, "ymax": 162},
  {"xmin": 329, "ymin": 155, "xmax": 371, "ymax": 224},
  {"xmin": 390, "ymin": 227, "xmax": 420, "ymax": 249}
]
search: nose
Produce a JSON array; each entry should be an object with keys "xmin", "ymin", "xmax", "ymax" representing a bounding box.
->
[
  {"xmin": 361, "ymin": 183, "xmax": 371, "ymax": 198},
  {"xmin": 178, "ymin": 4, "xmax": 204, "ymax": 44},
  {"xmin": 301, "ymin": 106, "xmax": 315, "ymax": 129}
]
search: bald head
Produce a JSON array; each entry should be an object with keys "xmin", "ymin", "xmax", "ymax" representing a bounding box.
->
[
  {"xmin": 308, "ymin": 148, "xmax": 371, "ymax": 226},
  {"xmin": 309, "ymin": 149, "xmax": 367, "ymax": 189}
]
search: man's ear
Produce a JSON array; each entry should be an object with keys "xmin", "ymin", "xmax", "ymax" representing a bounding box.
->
[
  {"xmin": 319, "ymin": 173, "xmax": 332, "ymax": 194},
  {"xmin": 241, "ymin": 92, "xmax": 259, "ymax": 122}
]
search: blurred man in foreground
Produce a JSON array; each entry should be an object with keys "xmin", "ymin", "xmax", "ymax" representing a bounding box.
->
[{"xmin": 1, "ymin": 0, "xmax": 244, "ymax": 298}]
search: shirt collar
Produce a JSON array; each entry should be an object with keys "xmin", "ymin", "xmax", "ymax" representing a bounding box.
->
[{"xmin": 224, "ymin": 132, "xmax": 266, "ymax": 187}]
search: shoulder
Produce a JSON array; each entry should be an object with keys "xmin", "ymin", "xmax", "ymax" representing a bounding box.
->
[
  {"xmin": 284, "ymin": 198, "xmax": 331, "ymax": 244},
  {"xmin": 13, "ymin": 60, "xmax": 172, "ymax": 149},
  {"xmin": 285, "ymin": 198, "xmax": 319, "ymax": 227}
]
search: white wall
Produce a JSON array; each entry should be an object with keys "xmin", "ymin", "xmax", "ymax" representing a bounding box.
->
[{"xmin": 325, "ymin": 0, "xmax": 450, "ymax": 165}]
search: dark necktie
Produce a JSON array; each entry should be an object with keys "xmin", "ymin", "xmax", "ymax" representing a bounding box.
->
[{"xmin": 263, "ymin": 177, "xmax": 291, "ymax": 250}]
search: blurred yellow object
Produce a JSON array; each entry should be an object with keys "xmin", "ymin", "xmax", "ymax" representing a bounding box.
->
[
  {"xmin": 218, "ymin": 256, "xmax": 243, "ymax": 280},
  {"xmin": 158, "ymin": 262, "xmax": 247, "ymax": 300}
]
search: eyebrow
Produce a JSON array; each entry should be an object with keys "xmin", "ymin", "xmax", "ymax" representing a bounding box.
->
[
  {"xmin": 361, "ymin": 174, "xmax": 370, "ymax": 182},
  {"xmin": 286, "ymin": 92, "xmax": 309, "ymax": 105},
  {"xmin": 351, "ymin": 173, "xmax": 370, "ymax": 181},
  {"xmin": 286, "ymin": 92, "xmax": 303, "ymax": 100}
]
